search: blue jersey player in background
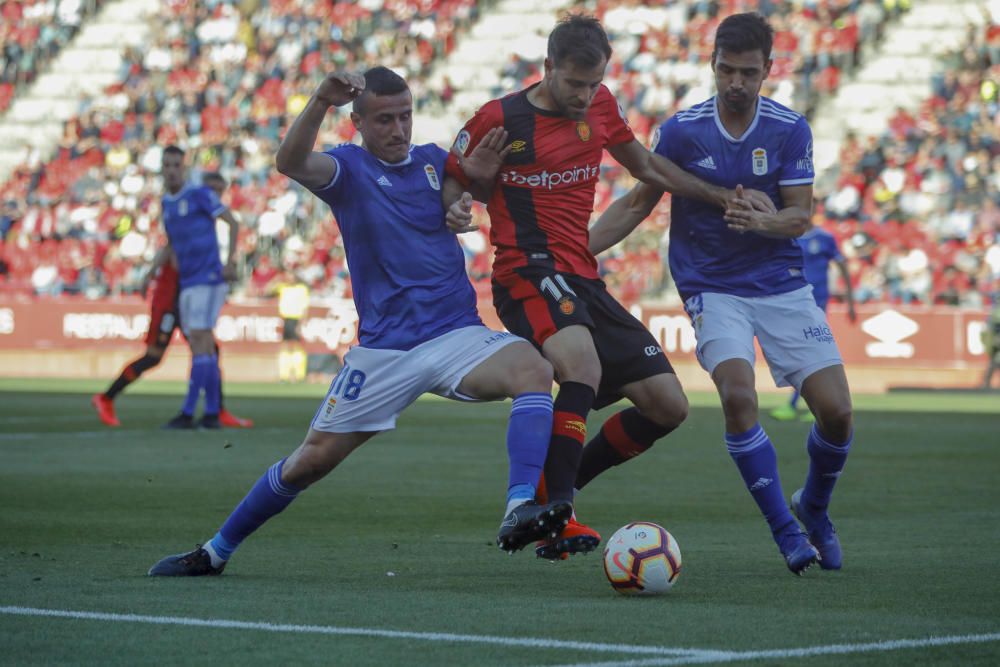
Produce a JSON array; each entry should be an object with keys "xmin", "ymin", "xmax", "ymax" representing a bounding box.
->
[
  {"xmin": 149, "ymin": 67, "xmax": 572, "ymax": 576},
  {"xmin": 156, "ymin": 145, "xmax": 240, "ymax": 430},
  {"xmin": 772, "ymin": 224, "xmax": 856, "ymax": 422},
  {"xmin": 591, "ymin": 13, "xmax": 855, "ymax": 575}
]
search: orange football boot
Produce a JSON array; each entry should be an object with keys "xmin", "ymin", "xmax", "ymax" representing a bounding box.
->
[
  {"xmin": 91, "ymin": 394, "xmax": 120, "ymax": 427},
  {"xmin": 532, "ymin": 475, "xmax": 601, "ymax": 560},
  {"xmin": 536, "ymin": 517, "xmax": 602, "ymax": 560},
  {"xmin": 219, "ymin": 408, "xmax": 254, "ymax": 428}
]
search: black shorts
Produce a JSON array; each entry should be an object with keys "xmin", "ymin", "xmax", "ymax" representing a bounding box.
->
[
  {"xmin": 282, "ymin": 318, "xmax": 301, "ymax": 342},
  {"xmin": 493, "ymin": 267, "xmax": 674, "ymax": 409},
  {"xmin": 146, "ymin": 294, "xmax": 181, "ymax": 348}
]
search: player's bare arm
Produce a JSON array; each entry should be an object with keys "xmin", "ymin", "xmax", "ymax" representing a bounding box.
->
[
  {"xmin": 724, "ymin": 183, "xmax": 811, "ymax": 239},
  {"xmin": 834, "ymin": 256, "xmax": 858, "ymax": 322},
  {"xmin": 276, "ymin": 71, "xmax": 365, "ymax": 190},
  {"xmin": 608, "ymin": 140, "xmax": 777, "ymax": 214},
  {"xmin": 588, "ymin": 182, "xmax": 664, "ymax": 255},
  {"xmin": 217, "ymin": 209, "xmax": 240, "ymax": 280},
  {"xmin": 141, "ymin": 242, "xmax": 172, "ymax": 294}
]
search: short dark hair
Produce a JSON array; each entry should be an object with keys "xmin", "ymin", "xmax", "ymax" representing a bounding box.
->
[
  {"xmin": 547, "ymin": 14, "xmax": 612, "ymax": 69},
  {"xmin": 713, "ymin": 12, "xmax": 774, "ymax": 62},
  {"xmin": 163, "ymin": 145, "xmax": 184, "ymax": 158},
  {"xmin": 203, "ymin": 171, "xmax": 227, "ymax": 187},
  {"xmin": 353, "ymin": 66, "xmax": 410, "ymax": 115}
]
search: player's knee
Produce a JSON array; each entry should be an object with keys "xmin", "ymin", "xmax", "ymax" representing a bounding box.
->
[
  {"xmin": 283, "ymin": 435, "xmax": 347, "ymax": 488},
  {"xmin": 656, "ymin": 394, "xmax": 689, "ymax": 429},
  {"xmin": 553, "ymin": 355, "xmax": 601, "ymax": 390},
  {"xmin": 509, "ymin": 352, "xmax": 554, "ymax": 394},
  {"xmin": 720, "ymin": 385, "xmax": 758, "ymax": 429},
  {"xmin": 636, "ymin": 391, "xmax": 688, "ymax": 429},
  {"xmin": 137, "ymin": 351, "xmax": 164, "ymax": 371},
  {"xmin": 818, "ymin": 403, "xmax": 853, "ymax": 443}
]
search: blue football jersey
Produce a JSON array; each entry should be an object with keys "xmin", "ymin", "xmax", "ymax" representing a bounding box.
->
[
  {"xmin": 797, "ymin": 227, "xmax": 842, "ymax": 309},
  {"xmin": 653, "ymin": 96, "xmax": 814, "ymax": 300},
  {"xmin": 162, "ymin": 184, "xmax": 227, "ymax": 289},
  {"xmin": 311, "ymin": 143, "xmax": 482, "ymax": 351}
]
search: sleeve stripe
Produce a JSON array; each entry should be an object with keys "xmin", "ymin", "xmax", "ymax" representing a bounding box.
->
[
  {"xmin": 211, "ymin": 206, "xmax": 226, "ymax": 217},
  {"xmin": 778, "ymin": 178, "xmax": 813, "ymax": 186},
  {"xmin": 313, "ymin": 154, "xmax": 341, "ymax": 192}
]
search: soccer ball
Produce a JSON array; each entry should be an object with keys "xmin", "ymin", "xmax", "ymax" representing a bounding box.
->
[{"xmin": 603, "ymin": 522, "xmax": 681, "ymax": 595}]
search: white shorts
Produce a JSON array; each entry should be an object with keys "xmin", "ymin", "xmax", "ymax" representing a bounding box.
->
[
  {"xmin": 311, "ymin": 325, "xmax": 523, "ymax": 433},
  {"xmin": 179, "ymin": 283, "xmax": 227, "ymax": 334},
  {"xmin": 684, "ymin": 286, "xmax": 843, "ymax": 390}
]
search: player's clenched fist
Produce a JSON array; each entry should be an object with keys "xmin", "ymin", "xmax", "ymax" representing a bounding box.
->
[
  {"xmin": 316, "ymin": 72, "xmax": 366, "ymax": 108},
  {"xmin": 446, "ymin": 192, "xmax": 478, "ymax": 234}
]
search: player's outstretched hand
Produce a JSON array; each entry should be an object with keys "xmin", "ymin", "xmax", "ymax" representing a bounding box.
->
[
  {"xmin": 446, "ymin": 192, "xmax": 478, "ymax": 234},
  {"xmin": 223, "ymin": 262, "xmax": 239, "ymax": 282},
  {"xmin": 452, "ymin": 127, "xmax": 511, "ymax": 184},
  {"xmin": 316, "ymin": 72, "xmax": 366, "ymax": 108}
]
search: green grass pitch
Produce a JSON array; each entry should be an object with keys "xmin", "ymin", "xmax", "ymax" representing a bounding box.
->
[{"xmin": 1, "ymin": 379, "xmax": 999, "ymax": 665}]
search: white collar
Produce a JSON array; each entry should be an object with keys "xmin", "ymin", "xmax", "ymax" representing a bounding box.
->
[{"xmin": 713, "ymin": 96, "xmax": 761, "ymax": 143}]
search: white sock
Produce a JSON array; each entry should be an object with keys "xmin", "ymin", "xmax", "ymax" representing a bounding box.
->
[
  {"xmin": 504, "ymin": 497, "xmax": 529, "ymax": 516},
  {"xmin": 203, "ymin": 541, "xmax": 226, "ymax": 568}
]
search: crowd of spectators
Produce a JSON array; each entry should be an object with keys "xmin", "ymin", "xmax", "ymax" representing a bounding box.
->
[
  {"xmin": 491, "ymin": 0, "xmax": 902, "ymax": 149},
  {"xmin": 1, "ymin": 0, "xmax": 997, "ymax": 312},
  {"xmin": 0, "ymin": 0, "xmax": 486, "ymax": 299},
  {"xmin": 1, "ymin": 0, "xmax": 103, "ymax": 113},
  {"xmin": 814, "ymin": 19, "xmax": 1000, "ymax": 308}
]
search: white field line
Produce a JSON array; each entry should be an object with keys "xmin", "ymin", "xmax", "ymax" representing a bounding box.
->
[
  {"xmin": 549, "ymin": 632, "xmax": 1000, "ymax": 667},
  {"xmin": 0, "ymin": 427, "xmax": 290, "ymax": 440},
  {"xmin": 0, "ymin": 606, "xmax": 723, "ymax": 659}
]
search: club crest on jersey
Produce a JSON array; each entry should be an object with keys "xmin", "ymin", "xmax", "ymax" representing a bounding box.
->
[
  {"xmin": 325, "ymin": 397, "xmax": 337, "ymax": 416},
  {"xmin": 510, "ymin": 139, "xmax": 527, "ymax": 153},
  {"xmin": 576, "ymin": 122, "xmax": 591, "ymax": 142},
  {"xmin": 424, "ymin": 164, "xmax": 441, "ymax": 190},
  {"xmin": 752, "ymin": 148, "xmax": 768, "ymax": 176},
  {"xmin": 558, "ymin": 297, "xmax": 575, "ymax": 315},
  {"xmin": 453, "ymin": 130, "xmax": 471, "ymax": 155}
]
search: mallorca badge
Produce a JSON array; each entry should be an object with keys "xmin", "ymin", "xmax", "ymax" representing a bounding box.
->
[{"xmin": 751, "ymin": 147, "xmax": 768, "ymax": 176}]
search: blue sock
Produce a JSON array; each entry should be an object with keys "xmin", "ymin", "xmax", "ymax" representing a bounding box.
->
[
  {"xmin": 204, "ymin": 355, "xmax": 221, "ymax": 415},
  {"xmin": 209, "ymin": 459, "xmax": 301, "ymax": 562},
  {"xmin": 506, "ymin": 392, "xmax": 553, "ymax": 504},
  {"xmin": 726, "ymin": 423, "xmax": 798, "ymax": 548},
  {"xmin": 182, "ymin": 354, "xmax": 212, "ymax": 416},
  {"xmin": 802, "ymin": 424, "xmax": 852, "ymax": 514},
  {"xmin": 789, "ymin": 389, "xmax": 800, "ymax": 409}
]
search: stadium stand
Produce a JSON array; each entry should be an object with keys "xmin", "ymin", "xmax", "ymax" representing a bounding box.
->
[
  {"xmin": 0, "ymin": 0, "xmax": 105, "ymax": 113},
  {"xmin": 0, "ymin": 0, "xmax": 996, "ymax": 312}
]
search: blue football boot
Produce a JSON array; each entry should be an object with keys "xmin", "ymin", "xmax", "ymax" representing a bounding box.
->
[{"xmin": 791, "ymin": 488, "xmax": 842, "ymax": 570}]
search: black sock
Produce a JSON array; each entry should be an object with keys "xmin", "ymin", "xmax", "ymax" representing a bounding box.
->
[
  {"xmin": 105, "ymin": 354, "xmax": 161, "ymax": 400},
  {"xmin": 215, "ymin": 343, "xmax": 225, "ymax": 409},
  {"xmin": 576, "ymin": 408, "xmax": 674, "ymax": 490},
  {"xmin": 543, "ymin": 381, "xmax": 596, "ymax": 504}
]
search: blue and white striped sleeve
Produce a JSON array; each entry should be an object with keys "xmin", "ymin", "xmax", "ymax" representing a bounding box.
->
[{"xmin": 778, "ymin": 117, "xmax": 814, "ymax": 187}]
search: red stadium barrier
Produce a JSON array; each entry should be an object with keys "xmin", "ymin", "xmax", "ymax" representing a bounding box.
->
[{"xmin": 0, "ymin": 297, "xmax": 990, "ymax": 388}]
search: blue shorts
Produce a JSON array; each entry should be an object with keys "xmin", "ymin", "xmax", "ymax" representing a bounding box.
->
[{"xmin": 179, "ymin": 283, "xmax": 227, "ymax": 334}]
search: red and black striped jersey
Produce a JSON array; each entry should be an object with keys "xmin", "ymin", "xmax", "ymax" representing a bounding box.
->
[{"xmin": 446, "ymin": 84, "xmax": 634, "ymax": 280}]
